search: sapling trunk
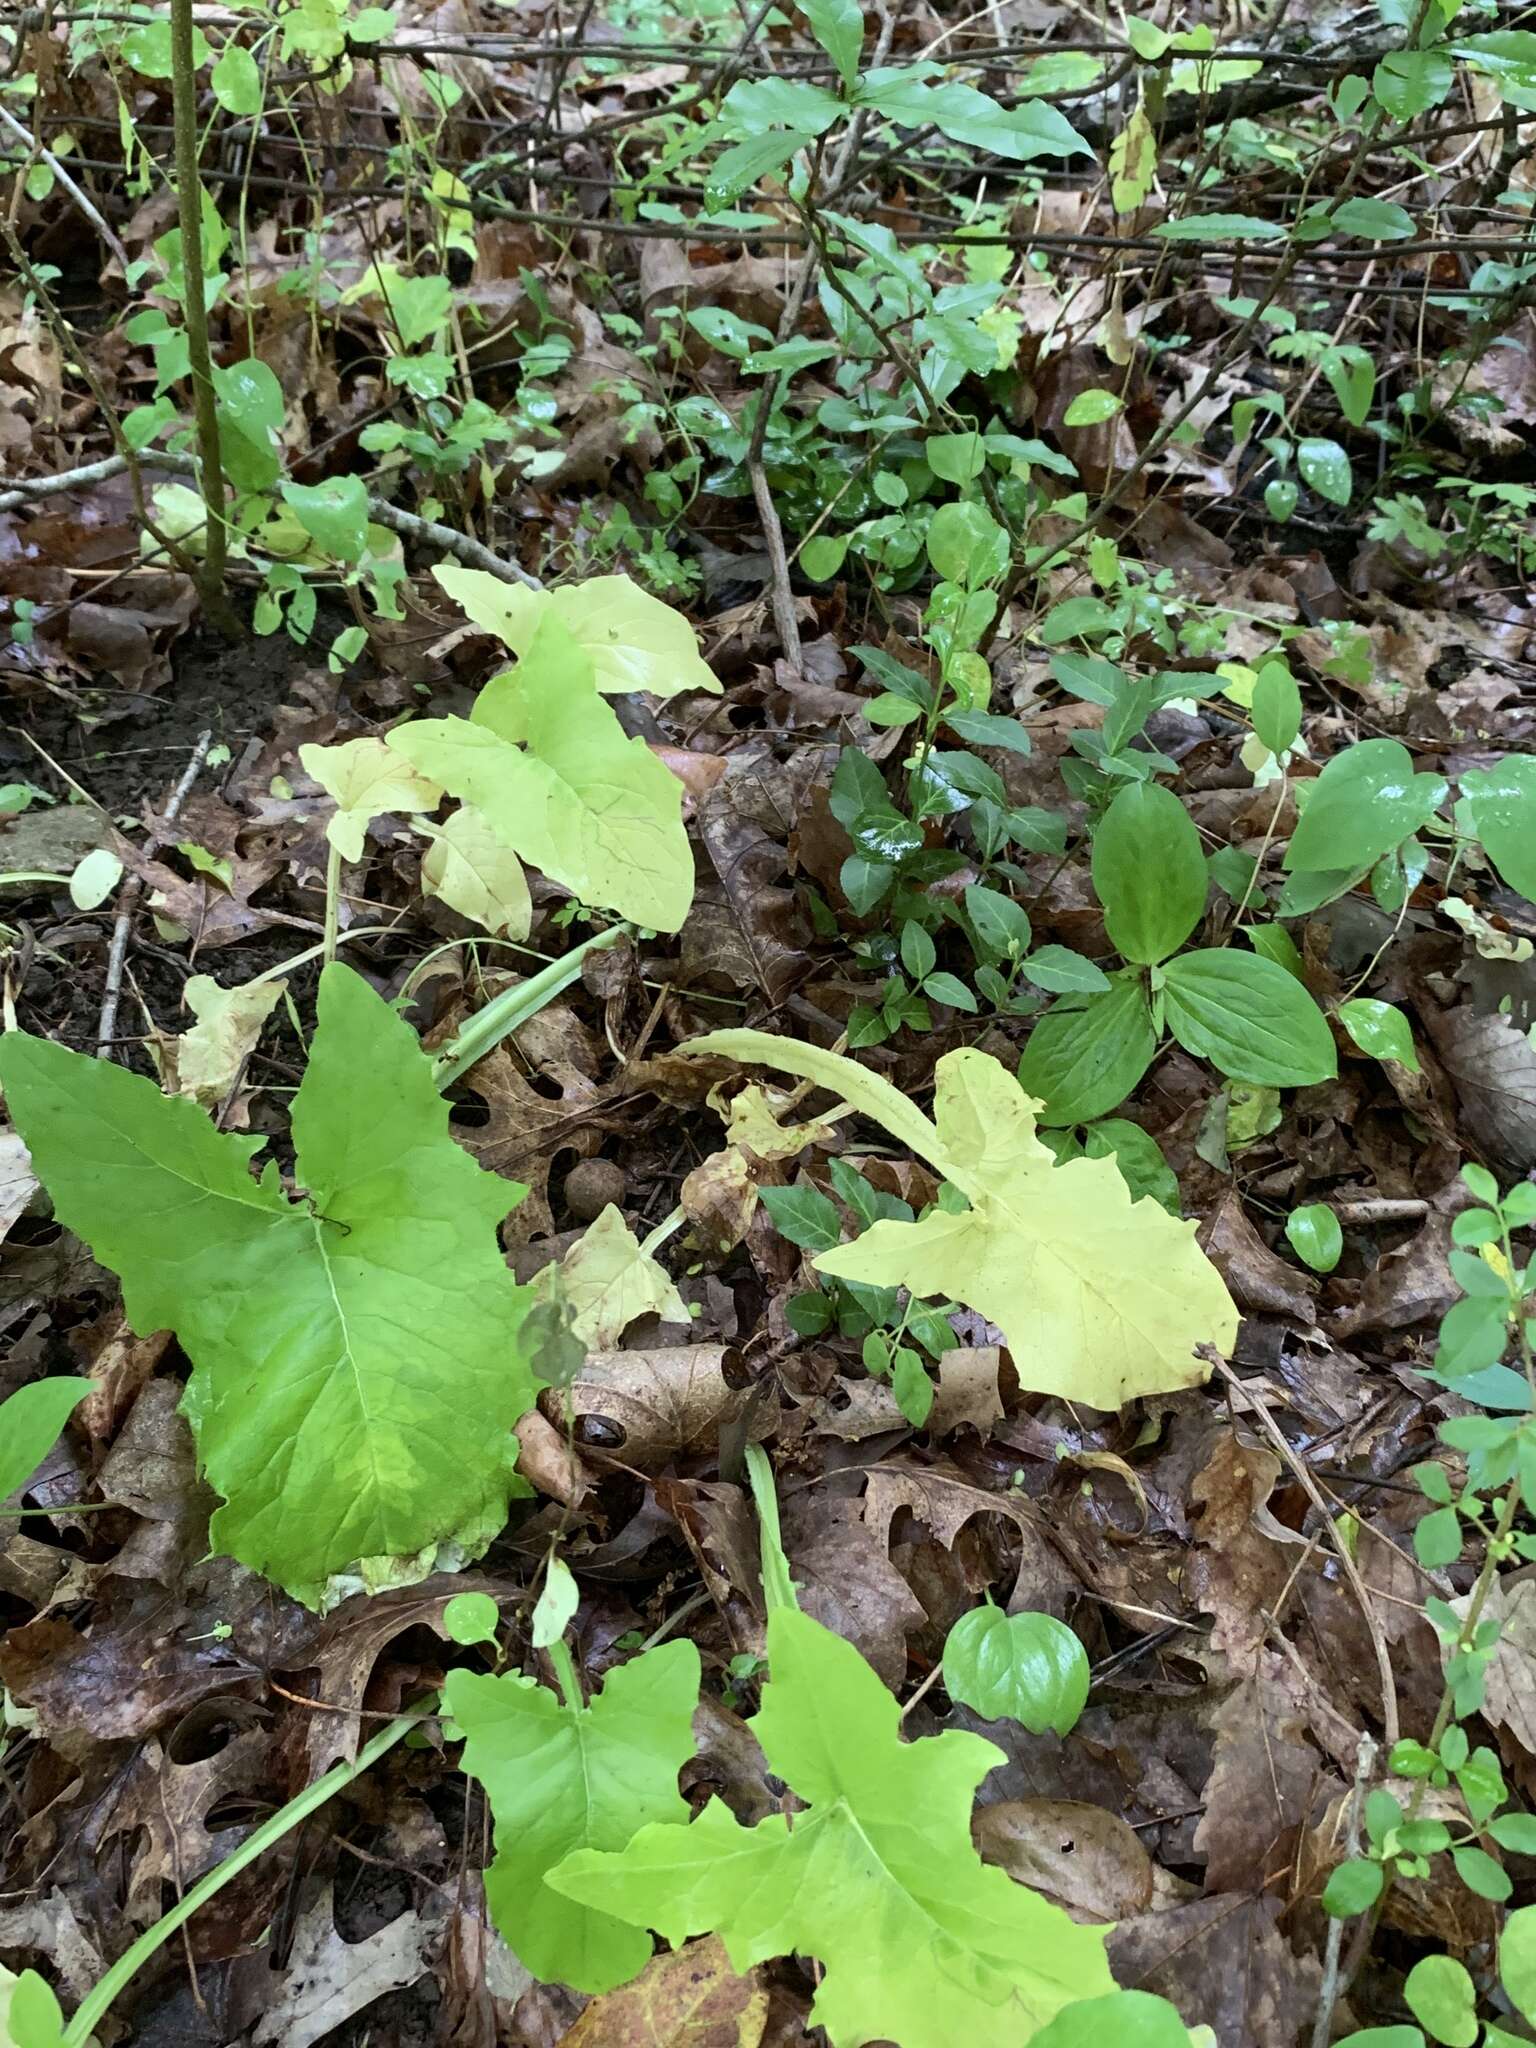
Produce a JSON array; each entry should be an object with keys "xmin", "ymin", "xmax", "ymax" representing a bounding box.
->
[{"xmin": 169, "ymin": 0, "xmax": 238, "ymax": 634}]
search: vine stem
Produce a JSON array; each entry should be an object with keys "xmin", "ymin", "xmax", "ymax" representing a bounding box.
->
[
  {"xmin": 169, "ymin": 0, "xmax": 236, "ymax": 630},
  {"xmin": 61, "ymin": 1710, "xmax": 419, "ymax": 2046}
]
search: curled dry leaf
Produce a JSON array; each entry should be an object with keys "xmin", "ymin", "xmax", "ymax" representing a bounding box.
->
[
  {"xmin": 974, "ymin": 1799, "xmax": 1155, "ymax": 1921},
  {"xmin": 1423, "ymin": 1003, "xmax": 1536, "ymax": 1170},
  {"xmin": 299, "ymin": 736, "xmax": 444, "ymax": 861},
  {"xmin": 1199, "ymin": 1191, "xmax": 1318, "ymax": 1320},
  {"xmin": 781, "ymin": 1491, "xmax": 926, "ymax": 1689},
  {"xmin": 551, "ymin": 1346, "xmax": 775, "ymax": 1471},
  {"xmin": 161, "ymin": 972, "xmax": 286, "ymax": 1106}
]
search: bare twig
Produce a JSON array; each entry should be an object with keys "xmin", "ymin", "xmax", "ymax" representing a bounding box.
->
[
  {"xmin": 97, "ymin": 730, "xmax": 213, "ymax": 1060},
  {"xmin": 1311, "ymin": 1733, "xmax": 1379, "ymax": 2048},
  {"xmin": 0, "ymin": 103, "xmax": 129, "ymax": 266}
]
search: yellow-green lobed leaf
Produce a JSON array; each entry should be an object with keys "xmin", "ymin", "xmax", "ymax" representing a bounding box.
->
[{"xmin": 682, "ymin": 1033, "xmax": 1237, "ymax": 1407}]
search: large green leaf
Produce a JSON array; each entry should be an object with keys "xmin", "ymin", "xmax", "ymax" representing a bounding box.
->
[
  {"xmin": 1459, "ymin": 756, "xmax": 1536, "ymax": 903},
  {"xmin": 0, "ymin": 965, "xmax": 536, "ymax": 1602},
  {"xmin": 447, "ymin": 1641, "xmax": 700, "ymax": 1992},
  {"xmin": 431, "ymin": 564, "xmax": 721, "ymax": 699},
  {"xmin": 1092, "ymin": 781, "xmax": 1207, "ymax": 965},
  {"xmin": 1284, "ymin": 739, "xmax": 1447, "ymax": 875},
  {"xmin": 1161, "ymin": 949, "xmax": 1337, "ymax": 1087},
  {"xmin": 683, "ymin": 1033, "xmax": 1236, "ymax": 1407},
  {"xmin": 388, "ymin": 616, "xmax": 694, "ymax": 931},
  {"xmin": 1016, "ymin": 977, "xmax": 1158, "ymax": 1125},
  {"xmin": 551, "ymin": 1605, "xmax": 1115, "ymax": 2047}
]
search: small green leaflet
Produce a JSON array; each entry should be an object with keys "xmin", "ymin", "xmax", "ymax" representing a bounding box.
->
[
  {"xmin": 1284, "ymin": 739, "xmax": 1447, "ymax": 876},
  {"xmin": 682, "ymin": 1032, "xmax": 1237, "ymax": 1407},
  {"xmin": 1092, "ymin": 781, "xmax": 1207, "ymax": 965},
  {"xmin": 448, "ymin": 1640, "xmax": 701, "ymax": 1993},
  {"xmin": 1016, "ymin": 978, "xmax": 1158, "ymax": 1126},
  {"xmin": 1286, "ymin": 1203, "xmax": 1342, "ymax": 1274},
  {"xmin": 550, "ymin": 1606, "xmax": 1116, "ymax": 2047},
  {"xmin": 1459, "ymin": 756, "xmax": 1536, "ymax": 902},
  {"xmin": 1160, "ymin": 951, "xmax": 1337, "ymax": 1088},
  {"xmin": 1297, "ymin": 437, "xmax": 1353, "ymax": 507},
  {"xmin": 388, "ymin": 615, "xmax": 694, "ymax": 931},
  {"xmin": 943, "ymin": 1606, "xmax": 1089, "ymax": 1734},
  {"xmin": 1, "ymin": 1968, "xmax": 65, "ymax": 2048},
  {"xmin": 1338, "ymin": 998, "xmax": 1420, "ymax": 1071},
  {"xmin": 0, "ymin": 965, "xmax": 537, "ymax": 1603},
  {"xmin": 1153, "ymin": 213, "xmax": 1285, "ymax": 241},
  {"xmin": 800, "ymin": 0, "xmax": 862, "ymax": 89},
  {"xmin": 0, "ymin": 1378, "xmax": 90, "ymax": 1503}
]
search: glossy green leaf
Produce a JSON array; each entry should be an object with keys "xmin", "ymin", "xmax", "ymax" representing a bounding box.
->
[
  {"xmin": 857, "ymin": 67, "xmax": 1092, "ymax": 160},
  {"xmin": 1373, "ymin": 48, "xmax": 1452, "ymax": 117},
  {"xmin": 0, "ymin": 1379, "xmax": 90, "ymax": 1503},
  {"xmin": 1062, "ymin": 389, "xmax": 1122, "ymax": 426},
  {"xmin": 1459, "ymin": 756, "xmax": 1536, "ymax": 902},
  {"xmin": 388, "ymin": 616, "xmax": 694, "ymax": 930},
  {"xmin": 926, "ymin": 431, "xmax": 987, "ymax": 482},
  {"xmin": 280, "ymin": 476, "xmax": 369, "ymax": 564},
  {"xmin": 448, "ymin": 1640, "xmax": 700, "ymax": 1992},
  {"xmin": 1503, "ymin": 1904, "xmax": 1536, "ymax": 2023},
  {"xmin": 801, "ymin": 534, "xmax": 848, "ymax": 581},
  {"xmin": 1082, "ymin": 1119, "xmax": 1180, "ymax": 1212},
  {"xmin": 1328, "ymin": 196, "xmax": 1416, "ymax": 241},
  {"xmin": 964, "ymin": 883, "xmax": 1032, "ymax": 957},
  {"xmin": 1284, "ymin": 740, "xmax": 1447, "ymax": 876},
  {"xmin": 442, "ymin": 1591, "xmax": 500, "ymax": 1645},
  {"xmin": 943, "ymin": 1606, "xmax": 1089, "ymax": 1733},
  {"xmin": 1092, "ymin": 781, "xmax": 1207, "ymax": 964},
  {"xmin": 1016, "ymin": 978, "xmax": 1158, "ymax": 1126},
  {"xmin": 799, "ymin": 0, "xmax": 862, "ymax": 85},
  {"xmin": 2, "ymin": 1969, "xmax": 65, "ymax": 2048},
  {"xmin": 1251, "ymin": 665, "xmax": 1301, "ymax": 757},
  {"xmin": 1338, "ymin": 998, "xmax": 1420, "ymax": 1071},
  {"xmin": 1334, "ymin": 2029, "xmax": 1423, "ymax": 2048},
  {"xmin": 1297, "ymin": 437, "xmax": 1353, "ymax": 507},
  {"xmin": 1265, "ymin": 479, "xmax": 1299, "ymax": 523},
  {"xmin": 1021, "ymin": 946, "xmax": 1110, "ymax": 995},
  {"xmin": 684, "ymin": 1033, "xmax": 1237, "ymax": 1406},
  {"xmin": 1161, "ymin": 949, "xmax": 1337, "ymax": 1087},
  {"xmin": 0, "ymin": 964, "xmax": 536, "ymax": 1602},
  {"xmin": 551, "ymin": 1605, "xmax": 1116, "ymax": 2045},
  {"xmin": 1404, "ymin": 1955, "xmax": 1477, "ymax": 2047},
  {"xmin": 1285, "ymin": 1203, "xmax": 1342, "ymax": 1273}
]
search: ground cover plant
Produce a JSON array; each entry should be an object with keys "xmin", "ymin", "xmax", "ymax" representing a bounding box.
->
[{"xmin": 0, "ymin": 0, "xmax": 1535, "ymax": 2041}]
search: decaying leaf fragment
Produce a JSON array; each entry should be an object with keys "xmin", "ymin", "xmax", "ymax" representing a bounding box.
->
[
  {"xmin": 537, "ymin": 1204, "xmax": 690, "ymax": 1348},
  {"xmin": 683, "ymin": 1033, "xmax": 1237, "ymax": 1407}
]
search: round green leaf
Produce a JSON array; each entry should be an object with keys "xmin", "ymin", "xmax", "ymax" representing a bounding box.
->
[
  {"xmin": 1284, "ymin": 739, "xmax": 1447, "ymax": 878},
  {"xmin": 1502, "ymin": 1904, "xmax": 1536, "ymax": 2024},
  {"xmin": 211, "ymin": 42, "xmax": 264, "ymax": 114},
  {"xmin": 1285, "ymin": 1203, "xmax": 1342, "ymax": 1273},
  {"xmin": 0, "ymin": 1378, "xmax": 90, "ymax": 1502},
  {"xmin": 1321, "ymin": 1856, "xmax": 1383, "ymax": 1917},
  {"xmin": 925, "ymin": 431, "xmax": 987, "ymax": 483},
  {"xmin": 1161, "ymin": 949, "xmax": 1337, "ymax": 1087},
  {"xmin": 926, "ymin": 501, "xmax": 1008, "ymax": 587},
  {"xmin": 1452, "ymin": 1843, "xmax": 1511, "ymax": 1901},
  {"xmin": 280, "ymin": 476, "xmax": 370, "ymax": 566},
  {"xmin": 1298, "ymin": 437, "xmax": 1353, "ymax": 507},
  {"xmin": 1337, "ymin": 997, "xmax": 1420, "ymax": 1071},
  {"xmin": 800, "ymin": 534, "xmax": 847, "ymax": 581},
  {"xmin": 1092, "ymin": 781, "xmax": 1208, "ymax": 965},
  {"xmin": 1029, "ymin": 1991, "xmax": 1192, "ymax": 2048},
  {"xmin": 943, "ymin": 1605, "xmax": 1089, "ymax": 1733},
  {"xmin": 1334, "ymin": 2032, "xmax": 1425, "ymax": 2048},
  {"xmin": 1016, "ymin": 978, "xmax": 1157, "ymax": 1126},
  {"xmin": 1404, "ymin": 1955, "xmax": 1477, "ymax": 2048},
  {"xmin": 1459, "ymin": 756, "xmax": 1536, "ymax": 902},
  {"xmin": 1265, "ymin": 479, "xmax": 1299, "ymax": 523},
  {"xmin": 442, "ymin": 1591, "xmax": 501, "ymax": 1646}
]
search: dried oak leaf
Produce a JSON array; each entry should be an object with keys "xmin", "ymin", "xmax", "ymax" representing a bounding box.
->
[
  {"xmin": 781, "ymin": 1491, "xmax": 925, "ymax": 1689},
  {"xmin": 681, "ymin": 744, "xmax": 828, "ymax": 1004},
  {"xmin": 1192, "ymin": 1664, "xmax": 1327, "ymax": 1893},
  {"xmin": 457, "ymin": 1044, "xmax": 606, "ymax": 1249},
  {"xmin": 247, "ymin": 1883, "xmax": 436, "ymax": 2048},
  {"xmin": 1108, "ymin": 1894, "xmax": 1320, "ymax": 2048},
  {"xmin": 555, "ymin": 1935, "xmax": 767, "ymax": 2048},
  {"xmin": 1334, "ymin": 1213, "xmax": 1457, "ymax": 1338},
  {"xmin": 101, "ymin": 1723, "xmax": 270, "ymax": 1923},
  {"xmin": 1422, "ymin": 1004, "xmax": 1536, "ymax": 1171},
  {"xmin": 863, "ymin": 1459, "xmax": 1079, "ymax": 1615},
  {"xmin": 1199, "ymin": 1192, "xmax": 1318, "ymax": 1321}
]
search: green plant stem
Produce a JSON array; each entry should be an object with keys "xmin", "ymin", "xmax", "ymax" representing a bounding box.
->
[
  {"xmin": 547, "ymin": 1638, "xmax": 583, "ymax": 1711},
  {"xmin": 322, "ymin": 841, "xmax": 342, "ymax": 966},
  {"xmin": 61, "ymin": 1709, "xmax": 419, "ymax": 2046},
  {"xmin": 431, "ymin": 926, "xmax": 629, "ymax": 1090},
  {"xmin": 170, "ymin": 0, "xmax": 235, "ymax": 631}
]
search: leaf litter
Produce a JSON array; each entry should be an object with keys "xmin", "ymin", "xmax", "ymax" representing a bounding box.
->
[{"xmin": 1, "ymin": 2, "xmax": 1536, "ymax": 2044}]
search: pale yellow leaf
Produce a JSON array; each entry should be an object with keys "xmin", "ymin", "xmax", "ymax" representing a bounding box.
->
[
  {"xmin": 538, "ymin": 1204, "xmax": 690, "ymax": 1348},
  {"xmin": 174, "ymin": 974, "xmax": 286, "ymax": 1106},
  {"xmin": 299, "ymin": 737, "xmax": 444, "ymax": 861},
  {"xmin": 683, "ymin": 1033, "xmax": 1237, "ymax": 1408},
  {"xmin": 432, "ymin": 564, "xmax": 721, "ymax": 699},
  {"xmin": 718, "ymin": 1081, "xmax": 849, "ymax": 1162},
  {"xmin": 420, "ymin": 805, "xmax": 532, "ymax": 938}
]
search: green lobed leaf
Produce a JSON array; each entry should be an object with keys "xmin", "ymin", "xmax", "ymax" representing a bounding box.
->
[
  {"xmin": 0, "ymin": 1379, "xmax": 90, "ymax": 1503},
  {"xmin": 1459, "ymin": 756, "xmax": 1536, "ymax": 903},
  {"xmin": 943, "ymin": 1606, "xmax": 1089, "ymax": 1734},
  {"xmin": 550, "ymin": 1605, "xmax": 1116, "ymax": 2046},
  {"xmin": 388, "ymin": 616, "xmax": 694, "ymax": 930},
  {"xmin": 1016, "ymin": 978, "xmax": 1158, "ymax": 1126},
  {"xmin": 1092, "ymin": 781, "xmax": 1208, "ymax": 965},
  {"xmin": 0, "ymin": 964, "xmax": 537, "ymax": 1602},
  {"xmin": 1161, "ymin": 950, "xmax": 1337, "ymax": 1087},
  {"xmin": 1404, "ymin": 1955, "xmax": 1477, "ymax": 2048},
  {"xmin": 1285, "ymin": 740, "xmax": 1447, "ymax": 876},
  {"xmin": 448, "ymin": 1640, "xmax": 701, "ymax": 1993}
]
